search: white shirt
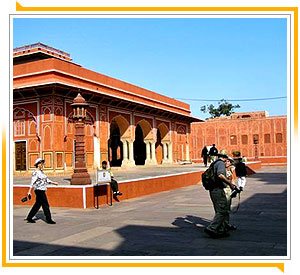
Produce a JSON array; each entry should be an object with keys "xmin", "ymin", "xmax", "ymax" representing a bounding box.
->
[{"xmin": 30, "ymin": 170, "xmax": 52, "ymax": 191}]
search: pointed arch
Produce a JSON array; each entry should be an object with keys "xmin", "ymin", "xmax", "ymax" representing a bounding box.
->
[
  {"xmin": 108, "ymin": 115, "xmax": 130, "ymax": 167},
  {"xmin": 157, "ymin": 122, "xmax": 170, "ymax": 141},
  {"xmin": 13, "ymin": 107, "xmax": 37, "ymax": 122},
  {"xmin": 137, "ymin": 119, "xmax": 153, "ymax": 140},
  {"xmin": 111, "ymin": 115, "xmax": 130, "ymax": 138}
]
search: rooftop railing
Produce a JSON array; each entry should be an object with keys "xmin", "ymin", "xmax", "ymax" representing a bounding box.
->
[{"xmin": 13, "ymin": 42, "xmax": 71, "ymax": 58}]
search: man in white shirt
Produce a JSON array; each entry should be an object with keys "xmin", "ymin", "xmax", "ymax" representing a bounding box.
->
[{"xmin": 26, "ymin": 158, "xmax": 58, "ymax": 224}]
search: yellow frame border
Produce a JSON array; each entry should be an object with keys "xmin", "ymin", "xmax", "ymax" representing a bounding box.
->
[{"xmin": 4, "ymin": 3, "xmax": 297, "ymax": 271}]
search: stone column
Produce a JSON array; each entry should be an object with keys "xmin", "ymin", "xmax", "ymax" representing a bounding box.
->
[
  {"xmin": 186, "ymin": 143, "xmax": 190, "ymax": 161},
  {"xmin": 124, "ymin": 140, "xmax": 135, "ymax": 167},
  {"xmin": 161, "ymin": 141, "xmax": 173, "ymax": 164},
  {"xmin": 70, "ymin": 93, "xmax": 91, "ymax": 185},
  {"xmin": 145, "ymin": 141, "xmax": 152, "ymax": 165},
  {"xmin": 121, "ymin": 139, "xmax": 128, "ymax": 166},
  {"xmin": 161, "ymin": 142, "xmax": 166, "ymax": 163},
  {"xmin": 168, "ymin": 142, "xmax": 173, "ymax": 163},
  {"xmin": 151, "ymin": 141, "xmax": 157, "ymax": 165},
  {"xmin": 71, "ymin": 120, "xmax": 91, "ymax": 185},
  {"xmin": 162, "ymin": 142, "xmax": 169, "ymax": 164},
  {"xmin": 93, "ymin": 136, "xmax": 101, "ymax": 169},
  {"xmin": 123, "ymin": 139, "xmax": 128, "ymax": 160}
]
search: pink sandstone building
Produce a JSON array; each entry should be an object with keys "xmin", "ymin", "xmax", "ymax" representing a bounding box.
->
[
  {"xmin": 191, "ymin": 111, "xmax": 287, "ymax": 165},
  {"xmin": 13, "ymin": 43, "xmax": 201, "ymax": 174}
]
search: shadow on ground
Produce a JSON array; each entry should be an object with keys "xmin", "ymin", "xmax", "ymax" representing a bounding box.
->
[{"xmin": 14, "ymin": 170, "xmax": 287, "ymax": 257}]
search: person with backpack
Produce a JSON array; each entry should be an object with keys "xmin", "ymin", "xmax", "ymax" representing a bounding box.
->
[{"xmin": 203, "ymin": 150, "xmax": 238, "ymax": 238}]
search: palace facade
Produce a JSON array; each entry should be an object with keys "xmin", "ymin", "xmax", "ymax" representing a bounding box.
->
[
  {"xmin": 191, "ymin": 111, "xmax": 287, "ymax": 163},
  {"xmin": 13, "ymin": 43, "xmax": 201, "ymax": 174}
]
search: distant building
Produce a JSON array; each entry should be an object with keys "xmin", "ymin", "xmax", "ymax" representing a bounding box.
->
[
  {"xmin": 191, "ymin": 111, "xmax": 287, "ymax": 163},
  {"xmin": 13, "ymin": 43, "xmax": 201, "ymax": 174}
]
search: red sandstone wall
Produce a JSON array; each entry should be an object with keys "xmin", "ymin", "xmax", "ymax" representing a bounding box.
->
[
  {"xmin": 191, "ymin": 116, "xmax": 287, "ymax": 161},
  {"xmin": 13, "ymin": 171, "xmax": 202, "ymax": 208},
  {"xmin": 14, "ymin": 186, "xmax": 85, "ymax": 208},
  {"xmin": 13, "ymin": 162, "xmax": 261, "ymax": 209}
]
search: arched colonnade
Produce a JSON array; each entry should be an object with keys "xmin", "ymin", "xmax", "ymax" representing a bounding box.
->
[{"xmin": 108, "ymin": 114, "xmax": 174, "ymax": 167}]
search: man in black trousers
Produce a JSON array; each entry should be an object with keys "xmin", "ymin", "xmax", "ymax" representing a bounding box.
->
[{"xmin": 26, "ymin": 158, "xmax": 58, "ymax": 224}]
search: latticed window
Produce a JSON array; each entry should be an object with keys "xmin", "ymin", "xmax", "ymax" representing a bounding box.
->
[
  {"xmin": 264, "ymin": 134, "xmax": 271, "ymax": 143},
  {"xmin": 14, "ymin": 120, "xmax": 25, "ymax": 136},
  {"xmin": 276, "ymin": 133, "xmax": 283, "ymax": 143},
  {"xmin": 241, "ymin": 135, "xmax": 248, "ymax": 144},
  {"xmin": 230, "ymin": 135, "xmax": 237, "ymax": 145}
]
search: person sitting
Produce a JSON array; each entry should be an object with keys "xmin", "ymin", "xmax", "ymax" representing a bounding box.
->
[{"xmin": 100, "ymin": 161, "xmax": 122, "ymax": 196}]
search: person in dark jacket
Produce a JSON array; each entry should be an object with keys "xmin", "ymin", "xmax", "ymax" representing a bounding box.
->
[
  {"xmin": 234, "ymin": 157, "xmax": 247, "ymax": 191},
  {"xmin": 209, "ymin": 144, "xmax": 218, "ymax": 162},
  {"xmin": 201, "ymin": 146, "xmax": 208, "ymax": 167}
]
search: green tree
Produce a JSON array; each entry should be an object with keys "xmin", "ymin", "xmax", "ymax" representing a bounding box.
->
[{"xmin": 201, "ymin": 99, "xmax": 240, "ymax": 118}]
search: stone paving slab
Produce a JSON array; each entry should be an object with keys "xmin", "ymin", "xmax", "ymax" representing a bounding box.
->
[{"xmin": 13, "ymin": 166, "xmax": 287, "ymax": 257}]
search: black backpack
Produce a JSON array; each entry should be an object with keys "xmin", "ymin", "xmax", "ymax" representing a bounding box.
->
[{"xmin": 201, "ymin": 160, "xmax": 220, "ymax": 190}]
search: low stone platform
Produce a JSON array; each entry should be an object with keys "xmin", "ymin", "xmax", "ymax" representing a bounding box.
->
[
  {"xmin": 13, "ymin": 162, "xmax": 261, "ymax": 208},
  {"xmin": 13, "ymin": 163, "xmax": 206, "ymax": 185}
]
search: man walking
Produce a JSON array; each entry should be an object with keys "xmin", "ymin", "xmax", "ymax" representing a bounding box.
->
[
  {"xmin": 201, "ymin": 145, "xmax": 209, "ymax": 167},
  {"xmin": 204, "ymin": 150, "xmax": 237, "ymax": 238}
]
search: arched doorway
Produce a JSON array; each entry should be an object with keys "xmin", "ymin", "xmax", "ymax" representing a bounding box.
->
[
  {"xmin": 134, "ymin": 124, "xmax": 146, "ymax": 165},
  {"xmin": 156, "ymin": 122, "xmax": 170, "ymax": 164},
  {"xmin": 155, "ymin": 129, "xmax": 163, "ymax": 164},
  {"xmin": 176, "ymin": 125, "xmax": 187, "ymax": 161},
  {"xmin": 108, "ymin": 120, "xmax": 123, "ymax": 167}
]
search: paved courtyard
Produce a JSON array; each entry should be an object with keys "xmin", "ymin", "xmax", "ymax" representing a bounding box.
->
[{"xmin": 13, "ymin": 166, "xmax": 287, "ymax": 257}]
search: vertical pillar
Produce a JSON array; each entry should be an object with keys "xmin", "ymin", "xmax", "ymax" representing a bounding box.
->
[
  {"xmin": 93, "ymin": 136, "xmax": 101, "ymax": 169},
  {"xmin": 121, "ymin": 139, "xmax": 128, "ymax": 167},
  {"xmin": 123, "ymin": 139, "xmax": 128, "ymax": 161},
  {"xmin": 186, "ymin": 143, "xmax": 190, "ymax": 161},
  {"xmin": 70, "ymin": 93, "xmax": 91, "ymax": 185},
  {"xmin": 71, "ymin": 120, "xmax": 91, "ymax": 185},
  {"xmin": 161, "ymin": 141, "xmax": 173, "ymax": 164},
  {"xmin": 168, "ymin": 142, "xmax": 173, "ymax": 163},
  {"xmin": 151, "ymin": 141, "xmax": 157, "ymax": 165},
  {"xmin": 121, "ymin": 139, "xmax": 135, "ymax": 167},
  {"xmin": 161, "ymin": 142, "xmax": 166, "ymax": 163},
  {"xmin": 129, "ymin": 140, "xmax": 134, "ymax": 162},
  {"xmin": 145, "ymin": 141, "xmax": 151, "ymax": 165},
  {"xmin": 162, "ymin": 142, "xmax": 169, "ymax": 164}
]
